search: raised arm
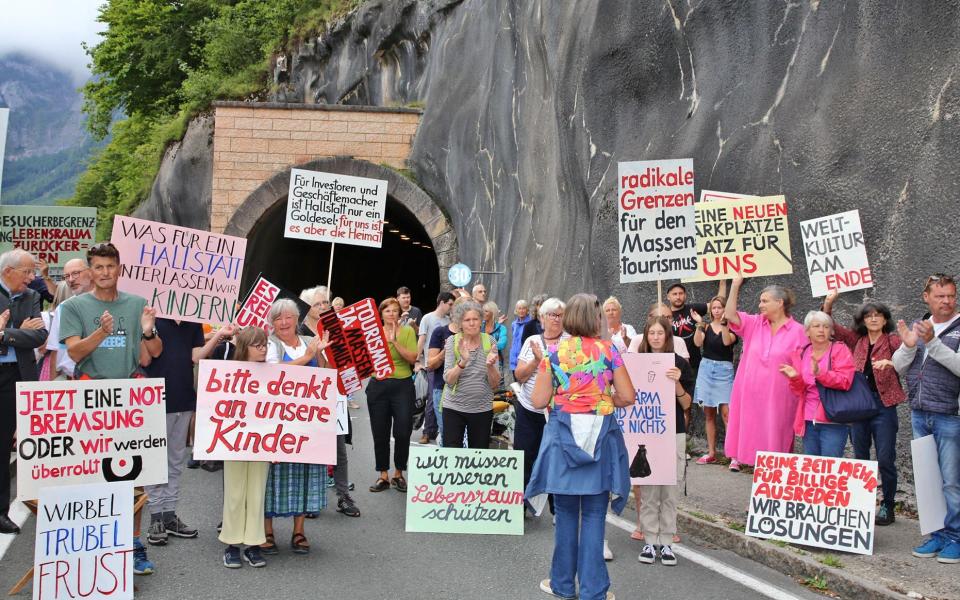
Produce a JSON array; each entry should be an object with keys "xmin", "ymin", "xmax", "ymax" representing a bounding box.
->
[{"xmin": 724, "ymin": 274, "xmax": 744, "ymax": 327}]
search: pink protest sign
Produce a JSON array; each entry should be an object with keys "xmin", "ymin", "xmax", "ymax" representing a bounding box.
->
[
  {"xmin": 193, "ymin": 360, "xmax": 338, "ymax": 464},
  {"xmin": 619, "ymin": 353, "xmax": 677, "ymax": 486},
  {"xmin": 110, "ymin": 215, "xmax": 247, "ymax": 326},
  {"xmin": 234, "ymin": 276, "xmax": 280, "ymax": 332}
]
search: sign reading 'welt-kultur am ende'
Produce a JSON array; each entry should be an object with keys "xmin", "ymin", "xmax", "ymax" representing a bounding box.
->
[{"xmin": 285, "ymin": 169, "xmax": 387, "ymax": 248}]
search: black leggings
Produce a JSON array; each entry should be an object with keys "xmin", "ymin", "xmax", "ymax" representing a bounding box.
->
[
  {"xmin": 366, "ymin": 377, "xmax": 414, "ymax": 472},
  {"xmin": 442, "ymin": 407, "xmax": 493, "ymax": 449}
]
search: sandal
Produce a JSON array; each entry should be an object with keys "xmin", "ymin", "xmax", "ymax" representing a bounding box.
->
[
  {"xmin": 391, "ymin": 476, "xmax": 407, "ymax": 493},
  {"xmin": 631, "ymin": 529, "xmax": 644, "ymax": 541},
  {"xmin": 369, "ymin": 478, "xmax": 390, "ymax": 492},
  {"xmin": 291, "ymin": 533, "xmax": 310, "ymax": 554},
  {"xmin": 696, "ymin": 455, "xmax": 717, "ymax": 465},
  {"xmin": 261, "ymin": 533, "xmax": 278, "ymax": 555}
]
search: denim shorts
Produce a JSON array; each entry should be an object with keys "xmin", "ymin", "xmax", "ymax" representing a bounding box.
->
[{"xmin": 694, "ymin": 358, "xmax": 734, "ymax": 408}]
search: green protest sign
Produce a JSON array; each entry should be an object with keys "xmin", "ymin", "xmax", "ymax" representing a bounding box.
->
[{"xmin": 405, "ymin": 446, "xmax": 524, "ymax": 535}]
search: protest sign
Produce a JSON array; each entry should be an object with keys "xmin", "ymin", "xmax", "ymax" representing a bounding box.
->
[
  {"xmin": 618, "ymin": 159, "xmax": 698, "ymax": 282},
  {"xmin": 0, "ymin": 206, "xmax": 97, "ymax": 278},
  {"xmin": 194, "ymin": 360, "xmax": 338, "ymax": 464},
  {"xmin": 619, "ymin": 353, "xmax": 676, "ymax": 485},
  {"xmin": 800, "ymin": 210, "xmax": 872, "ymax": 297},
  {"xmin": 686, "ymin": 195, "xmax": 792, "ymax": 282},
  {"xmin": 110, "ymin": 216, "xmax": 246, "ymax": 326},
  {"xmin": 746, "ymin": 452, "xmax": 878, "ymax": 555},
  {"xmin": 406, "ymin": 446, "xmax": 524, "ymax": 535},
  {"xmin": 16, "ymin": 379, "xmax": 167, "ymax": 501},
  {"xmin": 912, "ymin": 435, "xmax": 948, "ymax": 535},
  {"xmin": 285, "ymin": 169, "xmax": 387, "ymax": 248},
  {"xmin": 34, "ymin": 482, "xmax": 134, "ymax": 600},
  {"xmin": 233, "ymin": 274, "xmax": 310, "ymax": 332},
  {"xmin": 699, "ymin": 189, "xmax": 755, "ymax": 203},
  {"xmin": 318, "ymin": 298, "xmax": 395, "ymax": 394}
]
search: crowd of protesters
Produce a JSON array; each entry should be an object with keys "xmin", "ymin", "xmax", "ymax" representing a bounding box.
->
[{"xmin": 1, "ymin": 241, "xmax": 958, "ymax": 600}]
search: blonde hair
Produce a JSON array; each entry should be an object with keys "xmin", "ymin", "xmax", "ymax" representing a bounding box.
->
[{"xmin": 603, "ymin": 296, "xmax": 622, "ymax": 311}]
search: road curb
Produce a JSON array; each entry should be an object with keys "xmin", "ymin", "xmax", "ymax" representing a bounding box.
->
[{"xmin": 676, "ymin": 509, "xmax": 905, "ymax": 599}]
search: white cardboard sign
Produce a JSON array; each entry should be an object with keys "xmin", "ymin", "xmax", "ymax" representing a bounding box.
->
[
  {"xmin": 912, "ymin": 435, "xmax": 948, "ymax": 535},
  {"xmin": 800, "ymin": 209, "xmax": 872, "ymax": 297},
  {"xmin": 285, "ymin": 169, "xmax": 387, "ymax": 248}
]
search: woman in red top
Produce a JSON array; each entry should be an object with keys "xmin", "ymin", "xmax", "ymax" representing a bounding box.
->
[
  {"xmin": 779, "ymin": 311, "xmax": 855, "ymax": 458},
  {"xmin": 823, "ymin": 291, "xmax": 904, "ymax": 525}
]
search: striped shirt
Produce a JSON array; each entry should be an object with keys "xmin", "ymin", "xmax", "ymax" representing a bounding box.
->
[{"xmin": 443, "ymin": 334, "xmax": 497, "ymax": 413}]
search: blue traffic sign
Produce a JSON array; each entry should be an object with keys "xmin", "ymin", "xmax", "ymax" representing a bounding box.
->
[{"xmin": 448, "ymin": 263, "xmax": 472, "ymax": 287}]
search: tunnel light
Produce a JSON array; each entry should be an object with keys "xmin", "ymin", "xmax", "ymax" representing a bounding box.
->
[
  {"xmin": 423, "ymin": 245, "xmax": 432, "ymax": 249},
  {"xmin": 412, "ymin": 241, "xmax": 421, "ymax": 246},
  {"xmin": 389, "ymin": 228, "xmax": 400, "ymax": 233},
  {"xmin": 400, "ymin": 235, "xmax": 410, "ymax": 240}
]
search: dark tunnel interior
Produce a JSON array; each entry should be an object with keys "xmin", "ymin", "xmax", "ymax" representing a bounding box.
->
[{"xmin": 241, "ymin": 196, "xmax": 440, "ymax": 309}]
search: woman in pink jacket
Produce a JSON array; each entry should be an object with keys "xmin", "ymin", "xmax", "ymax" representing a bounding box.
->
[{"xmin": 779, "ymin": 311, "xmax": 855, "ymax": 457}]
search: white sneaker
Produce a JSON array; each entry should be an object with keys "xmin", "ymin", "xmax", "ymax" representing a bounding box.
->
[
  {"xmin": 660, "ymin": 544, "xmax": 678, "ymax": 566},
  {"xmin": 603, "ymin": 539, "xmax": 613, "ymax": 561},
  {"xmin": 638, "ymin": 544, "xmax": 656, "ymax": 564}
]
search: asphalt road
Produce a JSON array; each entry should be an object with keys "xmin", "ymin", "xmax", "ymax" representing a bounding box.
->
[{"xmin": 0, "ymin": 397, "xmax": 825, "ymax": 600}]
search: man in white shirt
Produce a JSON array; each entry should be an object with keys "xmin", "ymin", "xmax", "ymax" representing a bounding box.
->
[{"xmin": 45, "ymin": 258, "xmax": 93, "ymax": 379}]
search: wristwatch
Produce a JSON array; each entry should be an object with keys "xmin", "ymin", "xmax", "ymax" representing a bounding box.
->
[{"xmin": 141, "ymin": 327, "xmax": 158, "ymax": 340}]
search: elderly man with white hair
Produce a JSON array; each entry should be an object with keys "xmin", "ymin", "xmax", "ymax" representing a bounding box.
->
[
  {"xmin": 0, "ymin": 249, "xmax": 48, "ymax": 535},
  {"xmin": 44, "ymin": 258, "xmax": 94, "ymax": 380}
]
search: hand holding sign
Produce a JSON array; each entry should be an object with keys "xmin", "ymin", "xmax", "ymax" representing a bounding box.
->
[{"xmin": 217, "ymin": 323, "xmax": 238, "ymax": 340}]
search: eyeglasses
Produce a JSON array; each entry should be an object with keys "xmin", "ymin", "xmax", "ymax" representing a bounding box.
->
[
  {"xmin": 63, "ymin": 271, "xmax": 87, "ymax": 280},
  {"xmin": 252, "ymin": 343, "xmax": 267, "ymax": 350},
  {"xmin": 545, "ymin": 312, "xmax": 563, "ymax": 320}
]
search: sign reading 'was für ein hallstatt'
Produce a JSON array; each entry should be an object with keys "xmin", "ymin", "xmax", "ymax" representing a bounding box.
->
[{"xmin": 285, "ymin": 169, "xmax": 387, "ymax": 248}]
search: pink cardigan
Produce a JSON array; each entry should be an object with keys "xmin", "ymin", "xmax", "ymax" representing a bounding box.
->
[{"xmin": 787, "ymin": 342, "xmax": 856, "ymax": 436}]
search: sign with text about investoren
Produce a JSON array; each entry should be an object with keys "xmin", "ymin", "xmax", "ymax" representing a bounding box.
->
[
  {"xmin": 406, "ymin": 446, "xmax": 524, "ymax": 535},
  {"xmin": 800, "ymin": 210, "xmax": 872, "ymax": 297},
  {"xmin": 194, "ymin": 360, "xmax": 338, "ymax": 464},
  {"xmin": 34, "ymin": 482, "xmax": 134, "ymax": 600},
  {"xmin": 110, "ymin": 216, "xmax": 246, "ymax": 326},
  {"xmin": 16, "ymin": 379, "xmax": 168, "ymax": 501},
  {"xmin": 285, "ymin": 169, "xmax": 387, "ymax": 248},
  {"xmin": 685, "ymin": 195, "xmax": 793, "ymax": 282},
  {"xmin": 746, "ymin": 452, "xmax": 878, "ymax": 555},
  {"xmin": 0, "ymin": 206, "xmax": 97, "ymax": 278},
  {"xmin": 618, "ymin": 159, "xmax": 698, "ymax": 282},
  {"xmin": 619, "ymin": 353, "xmax": 677, "ymax": 486}
]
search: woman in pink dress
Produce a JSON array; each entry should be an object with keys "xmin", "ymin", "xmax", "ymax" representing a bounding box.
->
[{"xmin": 723, "ymin": 275, "xmax": 808, "ymax": 471}]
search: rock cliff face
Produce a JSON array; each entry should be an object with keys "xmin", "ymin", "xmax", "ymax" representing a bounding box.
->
[
  {"xmin": 143, "ymin": 0, "xmax": 960, "ymax": 466},
  {"xmin": 269, "ymin": 0, "xmax": 959, "ymax": 323}
]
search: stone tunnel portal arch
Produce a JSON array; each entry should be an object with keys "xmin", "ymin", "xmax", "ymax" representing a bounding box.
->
[{"xmin": 224, "ymin": 158, "xmax": 457, "ymax": 307}]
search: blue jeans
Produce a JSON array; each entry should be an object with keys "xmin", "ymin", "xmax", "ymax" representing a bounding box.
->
[
  {"xmin": 912, "ymin": 409, "xmax": 960, "ymax": 542},
  {"xmin": 850, "ymin": 401, "xmax": 898, "ymax": 508},
  {"xmin": 432, "ymin": 388, "xmax": 443, "ymax": 444},
  {"xmin": 551, "ymin": 493, "xmax": 609, "ymax": 600},
  {"xmin": 802, "ymin": 421, "xmax": 849, "ymax": 457}
]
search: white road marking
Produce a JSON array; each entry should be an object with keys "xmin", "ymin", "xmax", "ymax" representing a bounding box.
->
[
  {"xmin": 0, "ymin": 501, "xmax": 31, "ymax": 562},
  {"xmin": 606, "ymin": 513, "xmax": 807, "ymax": 600}
]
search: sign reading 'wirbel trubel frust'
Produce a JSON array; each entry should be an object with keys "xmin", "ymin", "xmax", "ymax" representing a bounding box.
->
[
  {"xmin": 285, "ymin": 169, "xmax": 387, "ymax": 248},
  {"xmin": 618, "ymin": 159, "xmax": 698, "ymax": 282}
]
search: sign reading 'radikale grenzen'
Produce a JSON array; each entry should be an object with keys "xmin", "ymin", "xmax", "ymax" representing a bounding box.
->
[
  {"xmin": 16, "ymin": 379, "xmax": 168, "ymax": 501},
  {"xmin": 746, "ymin": 452, "xmax": 878, "ymax": 555},
  {"xmin": 618, "ymin": 159, "xmax": 698, "ymax": 282},
  {"xmin": 285, "ymin": 169, "xmax": 387, "ymax": 248},
  {"xmin": 110, "ymin": 216, "xmax": 246, "ymax": 326},
  {"xmin": 406, "ymin": 446, "xmax": 524, "ymax": 535}
]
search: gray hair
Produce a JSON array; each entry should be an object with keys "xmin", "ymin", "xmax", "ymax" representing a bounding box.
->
[
  {"xmin": 482, "ymin": 301, "xmax": 499, "ymax": 320},
  {"xmin": 803, "ymin": 310, "xmax": 834, "ymax": 332},
  {"xmin": 268, "ymin": 298, "xmax": 300, "ymax": 323},
  {"xmin": 759, "ymin": 284, "xmax": 796, "ymax": 316},
  {"xmin": 0, "ymin": 249, "xmax": 35, "ymax": 272},
  {"xmin": 515, "ymin": 299, "xmax": 528, "ymax": 309},
  {"xmin": 531, "ymin": 294, "xmax": 548, "ymax": 309},
  {"xmin": 539, "ymin": 297, "xmax": 566, "ymax": 320},
  {"xmin": 299, "ymin": 285, "xmax": 328, "ymax": 304},
  {"xmin": 452, "ymin": 300, "xmax": 483, "ymax": 326}
]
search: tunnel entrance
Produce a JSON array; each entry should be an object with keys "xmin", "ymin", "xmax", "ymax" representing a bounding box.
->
[{"xmin": 224, "ymin": 157, "xmax": 457, "ymax": 309}]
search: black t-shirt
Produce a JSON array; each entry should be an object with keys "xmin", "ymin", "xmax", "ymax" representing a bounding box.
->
[
  {"xmin": 701, "ymin": 325, "xmax": 738, "ymax": 362},
  {"xmin": 401, "ymin": 305, "xmax": 423, "ymax": 328},
  {"xmin": 429, "ymin": 325, "xmax": 455, "ymax": 392},
  {"xmin": 144, "ymin": 318, "xmax": 205, "ymax": 413},
  {"xmin": 674, "ymin": 354, "xmax": 695, "ymax": 434},
  {"xmin": 863, "ymin": 343, "xmax": 879, "ymax": 393},
  {"xmin": 520, "ymin": 319, "xmax": 543, "ymax": 345},
  {"xmin": 672, "ymin": 304, "xmax": 708, "ymax": 369}
]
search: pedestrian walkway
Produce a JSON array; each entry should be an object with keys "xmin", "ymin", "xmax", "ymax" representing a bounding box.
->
[{"xmin": 670, "ymin": 459, "xmax": 958, "ymax": 600}]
